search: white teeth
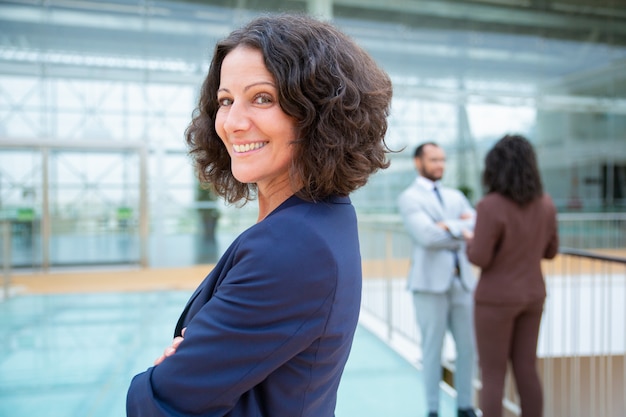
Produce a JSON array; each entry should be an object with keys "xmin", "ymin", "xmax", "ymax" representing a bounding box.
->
[{"xmin": 233, "ymin": 142, "xmax": 266, "ymax": 153}]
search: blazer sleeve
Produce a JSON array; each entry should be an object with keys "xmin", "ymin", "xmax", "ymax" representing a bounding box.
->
[
  {"xmin": 441, "ymin": 190, "xmax": 475, "ymax": 239},
  {"xmin": 126, "ymin": 222, "xmax": 338, "ymax": 416},
  {"xmin": 543, "ymin": 195, "xmax": 559, "ymax": 259},
  {"xmin": 398, "ymin": 189, "xmax": 463, "ymax": 250},
  {"xmin": 466, "ymin": 198, "xmax": 502, "ymax": 268}
]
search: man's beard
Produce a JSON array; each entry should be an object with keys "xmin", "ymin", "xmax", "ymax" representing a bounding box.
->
[{"xmin": 421, "ymin": 169, "xmax": 442, "ymax": 182}]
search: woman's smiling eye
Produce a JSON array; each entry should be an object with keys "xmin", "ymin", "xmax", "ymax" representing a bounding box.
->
[
  {"xmin": 253, "ymin": 93, "xmax": 273, "ymax": 105},
  {"xmin": 217, "ymin": 97, "xmax": 232, "ymax": 107}
]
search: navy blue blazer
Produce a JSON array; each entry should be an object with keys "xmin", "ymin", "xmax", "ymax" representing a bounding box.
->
[{"xmin": 127, "ymin": 195, "xmax": 362, "ymax": 417}]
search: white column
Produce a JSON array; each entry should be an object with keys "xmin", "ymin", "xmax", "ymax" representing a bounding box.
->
[{"xmin": 307, "ymin": 0, "xmax": 333, "ymax": 20}]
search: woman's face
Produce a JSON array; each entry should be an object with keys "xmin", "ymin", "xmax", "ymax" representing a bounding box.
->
[{"xmin": 215, "ymin": 45, "xmax": 298, "ymax": 195}]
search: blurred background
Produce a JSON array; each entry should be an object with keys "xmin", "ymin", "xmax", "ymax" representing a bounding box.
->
[
  {"xmin": 0, "ymin": 2, "xmax": 625, "ymax": 416},
  {"xmin": 0, "ymin": 0, "xmax": 624, "ymax": 272}
]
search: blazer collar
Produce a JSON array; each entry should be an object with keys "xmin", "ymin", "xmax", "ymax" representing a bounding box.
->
[
  {"xmin": 267, "ymin": 194, "xmax": 352, "ymax": 219},
  {"xmin": 416, "ymin": 175, "xmax": 441, "ymax": 192}
]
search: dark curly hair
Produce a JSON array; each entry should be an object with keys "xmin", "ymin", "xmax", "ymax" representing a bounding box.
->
[
  {"xmin": 185, "ymin": 13, "xmax": 393, "ymax": 204},
  {"xmin": 482, "ymin": 134, "xmax": 544, "ymax": 206}
]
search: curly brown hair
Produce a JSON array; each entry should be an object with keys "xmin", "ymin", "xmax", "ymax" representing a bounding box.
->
[
  {"xmin": 483, "ymin": 134, "xmax": 544, "ymax": 206},
  {"xmin": 185, "ymin": 13, "xmax": 393, "ymax": 204}
]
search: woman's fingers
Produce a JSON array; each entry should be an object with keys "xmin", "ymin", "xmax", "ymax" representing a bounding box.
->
[{"xmin": 153, "ymin": 329, "xmax": 186, "ymax": 365}]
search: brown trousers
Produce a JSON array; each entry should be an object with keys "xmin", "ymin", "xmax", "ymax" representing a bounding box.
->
[{"xmin": 474, "ymin": 299, "xmax": 544, "ymax": 417}]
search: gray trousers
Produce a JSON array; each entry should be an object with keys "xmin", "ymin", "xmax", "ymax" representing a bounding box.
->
[{"xmin": 413, "ymin": 279, "xmax": 476, "ymax": 412}]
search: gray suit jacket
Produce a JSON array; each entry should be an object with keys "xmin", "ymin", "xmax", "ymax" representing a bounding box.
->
[{"xmin": 398, "ymin": 177, "xmax": 477, "ymax": 293}]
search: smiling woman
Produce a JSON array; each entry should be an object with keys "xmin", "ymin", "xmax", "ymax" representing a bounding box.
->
[
  {"xmin": 214, "ymin": 45, "xmax": 299, "ymax": 212},
  {"xmin": 126, "ymin": 12, "xmax": 393, "ymax": 417},
  {"xmin": 185, "ymin": 13, "xmax": 392, "ymax": 207}
]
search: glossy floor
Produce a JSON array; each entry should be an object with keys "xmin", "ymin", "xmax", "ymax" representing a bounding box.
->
[{"xmin": 0, "ymin": 291, "xmax": 457, "ymax": 417}]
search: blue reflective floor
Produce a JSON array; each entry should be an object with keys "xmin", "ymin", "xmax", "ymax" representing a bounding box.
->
[{"xmin": 0, "ymin": 291, "xmax": 457, "ymax": 417}]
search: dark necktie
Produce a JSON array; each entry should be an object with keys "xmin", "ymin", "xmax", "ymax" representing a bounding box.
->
[{"xmin": 433, "ymin": 185, "xmax": 444, "ymax": 206}]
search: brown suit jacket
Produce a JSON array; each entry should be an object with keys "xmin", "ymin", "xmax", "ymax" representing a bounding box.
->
[{"xmin": 466, "ymin": 192, "xmax": 559, "ymax": 304}]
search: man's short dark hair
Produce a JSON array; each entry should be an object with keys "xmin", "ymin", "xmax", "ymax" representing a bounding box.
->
[{"xmin": 413, "ymin": 142, "xmax": 439, "ymax": 158}]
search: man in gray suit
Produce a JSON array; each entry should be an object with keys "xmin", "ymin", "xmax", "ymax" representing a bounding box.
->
[{"xmin": 397, "ymin": 142, "xmax": 478, "ymax": 417}]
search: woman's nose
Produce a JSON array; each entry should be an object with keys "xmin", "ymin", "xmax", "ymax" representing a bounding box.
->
[{"xmin": 222, "ymin": 101, "xmax": 251, "ymax": 133}]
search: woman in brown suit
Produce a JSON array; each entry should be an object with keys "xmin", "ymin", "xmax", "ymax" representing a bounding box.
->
[{"xmin": 465, "ymin": 135, "xmax": 559, "ymax": 417}]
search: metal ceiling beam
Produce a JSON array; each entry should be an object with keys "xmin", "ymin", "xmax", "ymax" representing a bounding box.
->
[
  {"xmin": 172, "ymin": 0, "xmax": 626, "ymax": 44},
  {"xmin": 393, "ymin": 84, "xmax": 626, "ymax": 115},
  {"xmin": 334, "ymin": 0, "xmax": 626, "ymax": 35}
]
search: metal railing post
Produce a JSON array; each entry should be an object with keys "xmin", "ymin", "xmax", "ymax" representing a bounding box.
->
[
  {"xmin": 385, "ymin": 230, "xmax": 394, "ymax": 340},
  {"xmin": 2, "ymin": 220, "xmax": 11, "ymax": 300}
]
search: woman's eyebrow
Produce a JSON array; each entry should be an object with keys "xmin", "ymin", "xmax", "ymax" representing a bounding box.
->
[{"xmin": 217, "ymin": 81, "xmax": 276, "ymax": 94}]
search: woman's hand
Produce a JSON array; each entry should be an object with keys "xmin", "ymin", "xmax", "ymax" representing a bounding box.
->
[{"xmin": 154, "ymin": 328, "xmax": 186, "ymax": 365}]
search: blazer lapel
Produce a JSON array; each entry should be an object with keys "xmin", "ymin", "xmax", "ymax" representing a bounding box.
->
[
  {"xmin": 416, "ymin": 181, "xmax": 444, "ymax": 222},
  {"xmin": 172, "ymin": 245, "xmax": 234, "ymax": 337},
  {"xmin": 173, "ymin": 273, "xmax": 215, "ymax": 337}
]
